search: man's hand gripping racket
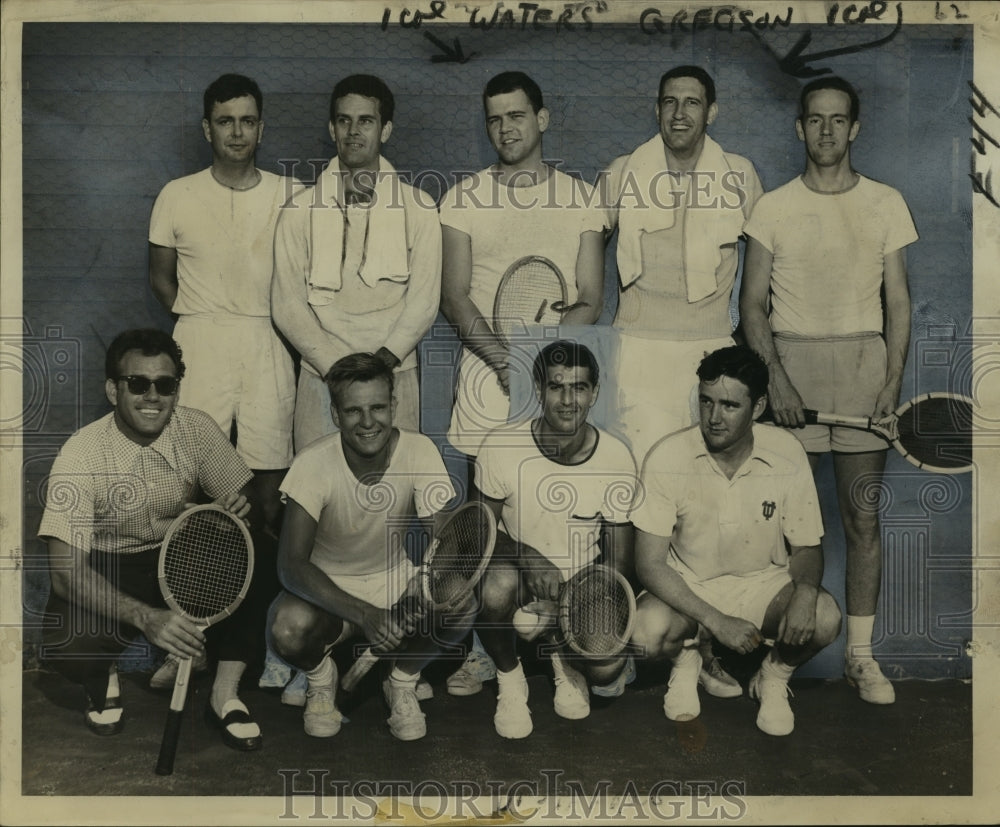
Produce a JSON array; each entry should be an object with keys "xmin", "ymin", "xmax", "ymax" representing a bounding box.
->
[
  {"xmin": 340, "ymin": 501, "xmax": 497, "ymax": 693},
  {"xmin": 155, "ymin": 504, "xmax": 254, "ymax": 775}
]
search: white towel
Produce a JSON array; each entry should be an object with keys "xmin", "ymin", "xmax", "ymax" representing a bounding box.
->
[
  {"xmin": 615, "ymin": 134, "xmax": 745, "ymax": 302},
  {"xmin": 307, "ymin": 156, "xmax": 409, "ymax": 304}
]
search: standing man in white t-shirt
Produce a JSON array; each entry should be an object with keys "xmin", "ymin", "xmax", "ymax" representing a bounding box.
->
[
  {"xmin": 740, "ymin": 76, "xmax": 918, "ymax": 705},
  {"xmin": 439, "ymin": 72, "xmax": 607, "ymax": 694},
  {"xmin": 149, "ymin": 73, "xmax": 298, "ymax": 688}
]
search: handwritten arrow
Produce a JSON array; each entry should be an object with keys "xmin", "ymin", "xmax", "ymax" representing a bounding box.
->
[
  {"xmin": 424, "ymin": 31, "xmax": 476, "ymax": 64},
  {"xmin": 750, "ymin": 3, "xmax": 903, "ymax": 79}
]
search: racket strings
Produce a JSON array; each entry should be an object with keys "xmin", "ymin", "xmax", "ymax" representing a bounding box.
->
[
  {"xmin": 163, "ymin": 512, "xmax": 250, "ymax": 619},
  {"xmin": 563, "ymin": 569, "xmax": 632, "ymax": 657},
  {"xmin": 896, "ymin": 397, "xmax": 973, "ymax": 468},
  {"xmin": 427, "ymin": 509, "xmax": 491, "ymax": 608},
  {"xmin": 494, "ymin": 260, "xmax": 565, "ymax": 340}
]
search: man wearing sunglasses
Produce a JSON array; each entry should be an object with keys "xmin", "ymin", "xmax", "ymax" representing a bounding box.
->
[{"xmin": 38, "ymin": 329, "xmax": 266, "ymax": 752}]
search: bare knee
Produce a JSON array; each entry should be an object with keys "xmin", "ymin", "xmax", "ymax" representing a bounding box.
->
[
  {"xmin": 631, "ymin": 595, "xmax": 694, "ymax": 660},
  {"xmin": 479, "ymin": 566, "xmax": 519, "ymax": 621},
  {"xmin": 269, "ymin": 595, "xmax": 327, "ymax": 662},
  {"xmin": 812, "ymin": 591, "xmax": 843, "ymax": 648}
]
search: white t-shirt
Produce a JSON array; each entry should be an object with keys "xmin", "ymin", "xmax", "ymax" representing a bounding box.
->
[
  {"xmin": 279, "ymin": 430, "xmax": 455, "ymax": 578},
  {"xmin": 476, "ymin": 419, "xmax": 637, "ymax": 577},
  {"xmin": 742, "ymin": 174, "xmax": 918, "ymax": 337},
  {"xmin": 438, "ymin": 166, "xmax": 606, "ymax": 320},
  {"xmin": 150, "ymin": 168, "xmax": 296, "ymax": 317}
]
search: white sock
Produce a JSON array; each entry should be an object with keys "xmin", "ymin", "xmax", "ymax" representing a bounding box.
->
[
  {"xmin": 846, "ymin": 615, "xmax": 876, "ymax": 661},
  {"xmin": 497, "ymin": 660, "xmax": 525, "ymax": 683},
  {"xmin": 762, "ymin": 649, "xmax": 795, "ymax": 681},
  {"xmin": 389, "ymin": 666, "xmax": 419, "ymax": 689},
  {"xmin": 306, "ymin": 656, "xmax": 334, "ymax": 687}
]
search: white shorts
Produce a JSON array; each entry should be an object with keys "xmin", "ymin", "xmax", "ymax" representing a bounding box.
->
[
  {"xmin": 447, "ymin": 348, "xmax": 516, "ymax": 457},
  {"xmin": 328, "ymin": 558, "xmax": 417, "ymax": 611},
  {"xmin": 173, "ymin": 314, "xmax": 294, "ymax": 469},
  {"xmin": 683, "ymin": 566, "xmax": 792, "ymax": 630},
  {"xmin": 612, "ymin": 333, "xmax": 735, "ymax": 467}
]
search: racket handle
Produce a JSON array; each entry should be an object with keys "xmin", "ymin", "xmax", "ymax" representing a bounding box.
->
[
  {"xmin": 340, "ymin": 647, "xmax": 379, "ymax": 693},
  {"xmin": 155, "ymin": 656, "xmax": 193, "ymax": 776},
  {"xmin": 805, "ymin": 409, "xmax": 872, "ymax": 429}
]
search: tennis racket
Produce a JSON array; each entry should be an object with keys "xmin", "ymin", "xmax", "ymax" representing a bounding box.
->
[
  {"xmin": 804, "ymin": 392, "xmax": 974, "ymax": 474},
  {"xmin": 339, "ymin": 501, "xmax": 498, "ymax": 693},
  {"xmin": 514, "ymin": 564, "xmax": 637, "ymax": 660},
  {"xmin": 492, "ymin": 255, "xmax": 584, "ymax": 347},
  {"xmin": 155, "ymin": 504, "xmax": 254, "ymax": 776}
]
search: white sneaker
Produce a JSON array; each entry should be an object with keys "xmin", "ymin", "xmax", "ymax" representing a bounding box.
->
[
  {"xmin": 845, "ymin": 657, "xmax": 896, "ymax": 705},
  {"xmin": 446, "ymin": 648, "xmax": 497, "ymax": 696},
  {"xmin": 551, "ymin": 652, "xmax": 590, "ymax": 719},
  {"xmin": 494, "ymin": 671, "xmax": 533, "ymax": 739},
  {"xmin": 663, "ymin": 646, "xmax": 701, "ymax": 722},
  {"xmin": 382, "ymin": 676, "xmax": 434, "ymax": 703},
  {"xmin": 281, "ymin": 671, "xmax": 309, "ymax": 707},
  {"xmin": 303, "ymin": 660, "xmax": 345, "ymax": 738},
  {"xmin": 698, "ymin": 656, "xmax": 742, "ymax": 698},
  {"xmin": 591, "ymin": 654, "xmax": 637, "ymax": 698},
  {"xmin": 149, "ymin": 651, "xmax": 208, "ymax": 690},
  {"xmin": 386, "ymin": 682, "xmax": 427, "ymax": 741},
  {"xmin": 749, "ymin": 668, "xmax": 795, "ymax": 736}
]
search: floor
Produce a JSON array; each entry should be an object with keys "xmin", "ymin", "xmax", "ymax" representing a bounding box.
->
[{"xmin": 18, "ymin": 646, "xmax": 972, "ymax": 805}]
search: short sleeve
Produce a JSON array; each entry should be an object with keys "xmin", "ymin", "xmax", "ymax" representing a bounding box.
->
[
  {"xmin": 411, "ymin": 435, "xmax": 456, "ymax": 517},
  {"xmin": 600, "ymin": 438, "xmax": 638, "ymax": 524},
  {"xmin": 629, "ymin": 441, "xmax": 680, "ymax": 538},
  {"xmin": 742, "ymin": 192, "xmax": 777, "ymax": 254},
  {"xmin": 438, "ymin": 174, "xmax": 477, "ymax": 235},
  {"xmin": 279, "ymin": 446, "xmax": 328, "ymax": 521},
  {"xmin": 149, "ymin": 182, "xmax": 176, "ymax": 248},
  {"xmin": 780, "ymin": 442, "xmax": 824, "ymax": 548},
  {"xmin": 190, "ymin": 411, "xmax": 253, "ymax": 499},
  {"xmin": 474, "ymin": 433, "xmax": 512, "ymax": 503},
  {"xmin": 38, "ymin": 445, "xmax": 96, "ymax": 549},
  {"xmin": 883, "ymin": 188, "xmax": 919, "ymax": 254}
]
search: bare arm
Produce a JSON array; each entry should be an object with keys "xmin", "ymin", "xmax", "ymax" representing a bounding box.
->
[
  {"xmin": 874, "ymin": 247, "xmax": 912, "ymax": 418},
  {"xmin": 562, "ymin": 230, "xmax": 605, "ymax": 325},
  {"xmin": 277, "ymin": 498, "xmax": 406, "ymax": 649},
  {"xmin": 149, "ymin": 243, "xmax": 179, "ymax": 312},
  {"xmin": 47, "ymin": 538, "xmax": 205, "ymax": 658},
  {"xmin": 601, "ymin": 521, "xmax": 636, "ymax": 585},
  {"xmin": 635, "ymin": 528, "xmax": 762, "ymax": 654},
  {"xmin": 739, "ymin": 236, "xmax": 806, "ymax": 427},
  {"xmin": 439, "ymin": 225, "xmax": 510, "ymax": 393}
]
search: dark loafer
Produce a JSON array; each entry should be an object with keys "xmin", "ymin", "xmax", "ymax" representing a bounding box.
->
[
  {"xmin": 84, "ymin": 692, "xmax": 124, "ymax": 737},
  {"xmin": 205, "ymin": 700, "xmax": 262, "ymax": 751}
]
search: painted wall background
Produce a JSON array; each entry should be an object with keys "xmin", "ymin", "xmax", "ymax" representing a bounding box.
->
[{"xmin": 18, "ymin": 18, "xmax": 974, "ymax": 679}]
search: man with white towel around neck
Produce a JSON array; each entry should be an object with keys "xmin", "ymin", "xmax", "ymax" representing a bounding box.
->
[
  {"xmin": 602, "ymin": 65, "xmax": 763, "ymax": 698},
  {"xmin": 272, "ymin": 73, "xmax": 441, "ymax": 452}
]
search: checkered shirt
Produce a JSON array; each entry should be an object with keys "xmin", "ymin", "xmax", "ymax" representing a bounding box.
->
[{"xmin": 39, "ymin": 407, "xmax": 252, "ymax": 555}]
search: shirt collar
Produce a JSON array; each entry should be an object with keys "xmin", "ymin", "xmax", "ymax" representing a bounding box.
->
[
  {"xmin": 105, "ymin": 411, "xmax": 181, "ymax": 471},
  {"xmin": 691, "ymin": 423, "xmax": 777, "ymax": 477}
]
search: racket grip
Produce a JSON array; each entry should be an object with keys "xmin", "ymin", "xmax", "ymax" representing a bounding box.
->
[
  {"xmin": 155, "ymin": 709, "xmax": 184, "ymax": 775},
  {"xmin": 805, "ymin": 409, "xmax": 872, "ymax": 429},
  {"xmin": 341, "ymin": 647, "xmax": 379, "ymax": 693}
]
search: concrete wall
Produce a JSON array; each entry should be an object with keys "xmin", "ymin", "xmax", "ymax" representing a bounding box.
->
[{"xmin": 18, "ymin": 20, "xmax": 974, "ymax": 677}]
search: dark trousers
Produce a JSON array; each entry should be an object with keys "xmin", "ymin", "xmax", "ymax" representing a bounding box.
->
[{"xmin": 42, "ymin": 538, "xmax": 279, "ymax": 709}]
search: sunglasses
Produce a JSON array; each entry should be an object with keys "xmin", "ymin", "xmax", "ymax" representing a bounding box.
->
[{"xmin": 117, "ymin": 375, "xmax": 179, "ymax": 396}]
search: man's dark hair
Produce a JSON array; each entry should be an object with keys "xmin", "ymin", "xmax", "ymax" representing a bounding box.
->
[
  {"xmin": 324, "ymin": 352, "xmax": 395, "ymax": 407},
  {"xmin": 105, "ymin": 329, "xmax": 186, "ymax": 381},
  {"xmin": 799, "ymin": 76, "xmax": 860, "ymax": 124},
  {"xmin": 329, "ymin": 74, "xmax": 395, "ymax": 125},
  {"xmin": 658, "ymin": 65, "xmax": 716, "ymax": 107},
  {"xmin": 203, "ymin": 73, "xmax": 263, "ymax": 121},
  {"xmin": 532, "ymin": 340, "xmax": 599, "ymax": 388},
  {"xmin": 696, "ymin": 345, "xmax": 768, "ymax": 404},
  {"xmin": 483, "ymin": 71, "xmax": 544, "ymax": 114}
]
